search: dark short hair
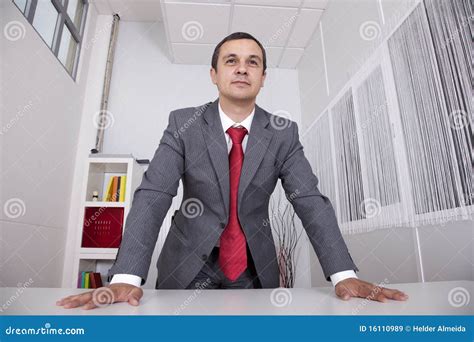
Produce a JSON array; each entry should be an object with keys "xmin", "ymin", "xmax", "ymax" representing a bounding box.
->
[{"xmin": 211, "ymin": 32, "xmax": 267, "ymax": 73}]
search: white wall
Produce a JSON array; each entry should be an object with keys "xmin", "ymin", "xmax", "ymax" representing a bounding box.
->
[
  {"xmin": 297, "ymin": 0, "xmax": 473, "ymax": 287},
  {"xmin": 0, "ymin": 1, "xmax": 98, "ymax": 287},
  {"xmin": 62, "ymin": 19, "xmax": 311, "ymax": 288}
]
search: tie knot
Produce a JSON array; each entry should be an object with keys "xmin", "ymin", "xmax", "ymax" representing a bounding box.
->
[{"xmin": 227, "ymin": 126, "xmax": 248, "ymax": 144}]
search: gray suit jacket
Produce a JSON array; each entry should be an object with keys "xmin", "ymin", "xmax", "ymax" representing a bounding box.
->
[{"xmin": 107, "ymin": 99, "xmax": 358, "ymax": 289}]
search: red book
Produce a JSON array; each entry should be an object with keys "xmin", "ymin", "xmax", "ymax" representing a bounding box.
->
[
  {"xmin": 81, "ymin": 207, "xmax": 124, "ymax": 248},
  {"xmin": 90, "ymin": 272, "xmax": 103, "ymax": 288},
  {"xmin": 111, "ymin": 176, "xmax": 119, "ymax": 202}
]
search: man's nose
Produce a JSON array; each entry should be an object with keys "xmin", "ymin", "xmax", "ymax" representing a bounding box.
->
[{"xmin": 235, "ymin": 62, "xmax": 248, "ymax": 75}]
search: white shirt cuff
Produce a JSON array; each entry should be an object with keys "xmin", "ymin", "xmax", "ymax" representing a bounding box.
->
[
  {"xmin": 330, "ymin": 270, "xmax": 358, "ymax": 287},
  {"xmin": 110, "ymin": 274, "xmax": 142, "ymax": 287}
]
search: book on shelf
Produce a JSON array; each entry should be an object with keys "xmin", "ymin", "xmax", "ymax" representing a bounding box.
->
[
  {"xmin": 77, "ymin": 272, "xmax": 104, "ymax": 289},
  {"xmin": 81, "ymin": 206, "xmax": 124, "ymax": 248},
  {"xmin": 103, "ymin": 175, "xmax": 126, "ymax": 202}
]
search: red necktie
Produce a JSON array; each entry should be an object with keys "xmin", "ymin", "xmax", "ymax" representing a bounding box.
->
[{"xmin": 219, "ymin": 126, "xmax": 248, "ymax": 281}]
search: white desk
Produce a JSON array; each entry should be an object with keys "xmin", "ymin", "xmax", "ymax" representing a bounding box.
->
[{"xmin": 1, "ymin": 280, "xmax": 472, "ymax": 315}]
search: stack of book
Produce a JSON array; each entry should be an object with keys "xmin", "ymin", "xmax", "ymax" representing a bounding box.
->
[
  {"xmin": 104, "ymin": 175, "xmax": 126, "ymax": 202},
  {"xmin": 78, "ymin": 271, "xmax": 104, "ymax": 288}
]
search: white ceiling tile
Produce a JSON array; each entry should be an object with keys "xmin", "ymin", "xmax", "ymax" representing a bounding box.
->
[
  {"xmin": 279, "ymin": 48, "xmax": 304, "ymax": 68},
  {"xmin": 108, "ymin": 0, "xmax": 163, "ymax": 21},
  {"xmin": 287, "ymin": 8, "xmax": 322, "ymax": 47},
  {"xmin": 302, "ymin": 0, "xmax": 328, "ymax": 9},
  {"xmin": 231, "ymin": 5, "xmax": 299, "ymax": 47},
  {"xmin": 171, "ymin": 43, "xmax": 215, "ymax": 64},
  {"xmin": 265, "ymin": 47, "xmax": 284, "ymax": 68},
  {"xmin": 234, "ymin": 0, "xmax": 303, "ymax": 7},
  {"xmin": 164, "ymin": 3, "xmax": 231, "ymax": 43}
]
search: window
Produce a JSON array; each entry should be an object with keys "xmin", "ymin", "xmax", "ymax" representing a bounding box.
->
[{"xmin": 12, "ymin": 0, "xmax": 88, "ymax": 80}]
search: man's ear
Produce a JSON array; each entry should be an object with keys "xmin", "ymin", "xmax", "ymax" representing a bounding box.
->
[
  {"xmin": 261, "ymin": 71, "xmax": 266, "ymax": 88},
  {"xmin": 210, "ymin": 67, "xmax": 217, "ymax": 85}
]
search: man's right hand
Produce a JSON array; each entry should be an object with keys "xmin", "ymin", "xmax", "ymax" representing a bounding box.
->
[{"xmin": 56, "ymin": 283, "xmax": 143, "ymax": 310}]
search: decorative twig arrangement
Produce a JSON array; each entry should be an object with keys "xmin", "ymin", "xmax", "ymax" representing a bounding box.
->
[{"xmin": 269, "ymin": 191, "xmax": 303, "ymax": 288}]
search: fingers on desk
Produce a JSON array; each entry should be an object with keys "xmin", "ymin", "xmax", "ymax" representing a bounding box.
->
[
  {"xmin": 56, "ymin": 292, "xmax": 93, "ymax": 308},
  {"xmin": 380, "ymin": 287, "xmax": 409, "ymax": 301}
]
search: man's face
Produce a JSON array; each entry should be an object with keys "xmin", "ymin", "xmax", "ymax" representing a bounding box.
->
[{"xmin": 210, "ymin": 39, "xmax": 266, "ymax": 102}]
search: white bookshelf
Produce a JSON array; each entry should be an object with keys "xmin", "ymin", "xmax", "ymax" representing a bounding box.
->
[{"xmin": 68, "ymin": 154, "xmax": 145, "ymax": 288}]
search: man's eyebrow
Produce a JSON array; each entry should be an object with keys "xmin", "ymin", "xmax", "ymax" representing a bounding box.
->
[
  {"xmin": 222, "ymin": 53, "xmax": 262, "ymax": 61},
  {"xmin": 248, "ymin": 55, "xmax": 262, "ymax": 61},
  {"xmin": 222, "ymin": 53, "xmax": 237, "ymax": 59}
]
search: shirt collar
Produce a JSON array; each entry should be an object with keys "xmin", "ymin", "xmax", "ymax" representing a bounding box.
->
[{"xmin": 218, "ymin": 102, "xmax": 255, "ymax": 134}]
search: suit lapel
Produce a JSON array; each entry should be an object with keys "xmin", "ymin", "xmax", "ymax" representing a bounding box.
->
[
  {"xmin": 201, "ymin": 100, "xmax": 231, "ymax": 217},
  {"xmin": 238, "ymin": 105, "xmax": 274, "ymax": 210}
]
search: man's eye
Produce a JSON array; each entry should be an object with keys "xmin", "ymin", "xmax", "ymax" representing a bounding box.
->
[
  {"xmin": 249, "ymin": 60, "xmax": 258, "ymax": 65},
  {"xmin": 226, "ymin": 59, "xmax": 235, "ymax": 64}
]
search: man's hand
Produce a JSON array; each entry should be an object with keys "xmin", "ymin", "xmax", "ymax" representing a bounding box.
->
[
  {"xmin": 56, "ymin": 283, "xmax": 143, "ymax": 310},
  {"xmin": 335, "ymin": 278, "xmax": 408, "ymax": 303}
]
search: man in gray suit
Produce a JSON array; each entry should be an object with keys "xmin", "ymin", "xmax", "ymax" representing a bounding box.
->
[{"xmin": 57, "ymin": 32, "xmax": 408, "ymax": 310}]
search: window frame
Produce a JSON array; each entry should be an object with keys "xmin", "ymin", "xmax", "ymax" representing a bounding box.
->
[{"xmin": 12, "ymin": 0, "xmax": 89, "ymax": 80}]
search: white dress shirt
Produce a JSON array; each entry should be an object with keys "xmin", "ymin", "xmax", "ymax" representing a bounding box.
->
[{"xmin": 111, "ymin": 104, "xmax": 357, "ymax": 288}]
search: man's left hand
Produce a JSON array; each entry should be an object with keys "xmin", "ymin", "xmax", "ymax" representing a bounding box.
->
[{"xmin": 335, "ymin": 278, "xmax": 409, "ymax": 303}]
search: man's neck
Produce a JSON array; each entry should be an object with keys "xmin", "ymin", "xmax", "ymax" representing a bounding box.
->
[{"xmin": 219, "ymin": 96, "xmax": 255, "ymax": 123}]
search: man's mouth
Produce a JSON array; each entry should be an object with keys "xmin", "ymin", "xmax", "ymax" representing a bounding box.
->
[{"xmin": 232, "ymin": 80, "xmax": 250, "ymax": 86}]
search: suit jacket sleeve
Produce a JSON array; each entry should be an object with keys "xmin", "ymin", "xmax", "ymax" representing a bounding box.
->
[
  {"xmin": 107, "ymin": 111, "xmax": 184, "ymax": 285},
  {"xmin": 278, "ymin": 121, "xmax": 359, "ymax": 281}
]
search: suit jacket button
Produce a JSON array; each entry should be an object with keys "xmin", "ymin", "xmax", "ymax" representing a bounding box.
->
[
  {"xmin": 202, "ymin": 254, "xmax": 207, "ymax": 261},
  {"xmin": 221, "ymin": 223, "xmax": 226, "ymax": 229}
]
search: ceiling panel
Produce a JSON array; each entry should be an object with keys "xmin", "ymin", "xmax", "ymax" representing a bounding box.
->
[
  {"xmin": 231, "ymin": 5, "xmax": 299, "ymax": 47},
  {"xmin": 171, "ymin": 43, "xmax": 216, "ymax": 64},
  {"xmin": 90, "ymin": 0, "xmax": 328, "ymax": 68},
  {"xmin": 164, "ymin": 2, "xmax": 231, "ymax": 43},
  {"xmin": 287, "ymin": 8, "xmax": 322, "ymax": 47}
]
